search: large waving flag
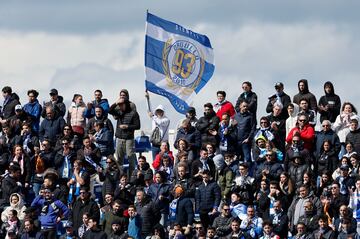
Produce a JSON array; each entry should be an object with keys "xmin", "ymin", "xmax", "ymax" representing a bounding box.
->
[{"xmin": 145, "ymin": 12, "xmax": 215, "ymax": 114}]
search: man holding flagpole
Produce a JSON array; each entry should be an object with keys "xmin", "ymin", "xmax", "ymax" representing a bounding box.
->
[{"xmin": 144, "ymin": 12, "xmax": 215, "ymax": 114}]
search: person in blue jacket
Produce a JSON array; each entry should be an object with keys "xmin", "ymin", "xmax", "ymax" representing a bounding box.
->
[
  {"xmin": 31, "ymin": 187, "xmax": 70, "ymax": 239},
  {"xmin": 84, "ymin": 89, "xmax": 110, "ymax": 119},
  {"xmin": 23, "ymin": 89, "xmax": 42, "ymax": 134}
]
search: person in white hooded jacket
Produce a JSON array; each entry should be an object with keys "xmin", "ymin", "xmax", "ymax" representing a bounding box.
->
[
  {"xmin": 286, "ymin": 103, "xmax": 299, "ymax": 139},
  {"xmin": 1, "ymin": 193, "xmax": 26, "ymax": 222},
  {"xmin": 148, "ymin": 104, "xmax": 170, "ymax": 160}
]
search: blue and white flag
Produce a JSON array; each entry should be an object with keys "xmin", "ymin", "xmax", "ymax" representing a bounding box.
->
[{"xmin": 145, "ymin": 12, "xmax": 215, "ymax": 114}]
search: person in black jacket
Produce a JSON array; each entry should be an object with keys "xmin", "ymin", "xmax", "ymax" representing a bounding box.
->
[
  {"xmin": 234, "ymin": 100, "xmax": 256, "ymax": 163},
  {"xmin": 41, "ymin": 88, "xmax": 66, "ymax": 119},
  {"xmin": 174, "ymin": 119, "xmax": 201, "ymax": 157},
  {"xmin": 318, "ymin": 81, "xmax": 341, "ymax": 123},
  {"xmin": 191, "ymin": 149, "xmax": 216, "ymax": 186},
  {"xmin": 346, "ymin": 118, "xmax": 360, "ymax": 154},
  {"xmin": 266, "ymin": 82, "xmax": 292, "ymax": 120},
  {"xmin": 83, "ymin": 217, "xmax": 107, "ymax": 239},
  {"xmin": 109, "ymin": 94, "xmax": 140, "ymax": 177},
  {"xmin": 0, "ymin": 163, "xmax": 22, "ymax": 208},
  {"xmin": 195, "ymin": 170, "xmax": 221, "ymax": 229},
  {"xmin": 196, "ymin": 103, "xmax": 220, "ymax": 148},
  {"xmin": 170, "ymin": 185, "xmax": 193, "ymax": 230},
  {"xmin": 70, "ymin": 186, "xmax": 100, "ymax": 234},
  {"xmin": 1, "ymin": 86, "xmax": 20, "ymax": 121},
  {"xmin": 39, "ymin": 106, "xmax": 65, "ymax": 146},
  {"xmin": 235, "ymin": 81, "xmax": 258, "ymax": 120}
]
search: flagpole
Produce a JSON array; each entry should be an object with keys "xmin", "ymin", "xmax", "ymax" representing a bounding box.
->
[{"xmin": 145, "ymin": 90, "xmax": 152, "ymax": 113}]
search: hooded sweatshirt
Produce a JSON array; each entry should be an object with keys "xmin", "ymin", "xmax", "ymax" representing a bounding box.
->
[
  {"xmin": 318, "ymin": 81, "xmax": 341, "ymax": 123},
  {"xmin": 1, "ymin": 193, "xmax": 26, "ymax": 222},
  {"xmin": 293, "ymin": 79, "xmax": 318, "ymax": 112}
]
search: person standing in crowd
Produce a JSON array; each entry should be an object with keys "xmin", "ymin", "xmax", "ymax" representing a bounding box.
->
[
  {"xmin": 285, "ymin": 103, "xmax": 299, "ymax": 138},
  {"xmin": 41, "ymin": 89, "xmax": 66, "ymax": 119},
  {"xmin": 23, "ymin": 89, "xmax": 42, "ymax": 134},
  {"xmin": 318, "ymin": 81, "xmax": 341, "ymax": 124},
  {"xmin": 214, "ymin": 90, "xmax": 235, "ymax": 120},
  {"xmin": 31, "ymin": 187, "xmax": 69, "ymax": 239},
  {"xmin": 90, "ymin": 120, "xmax": 114, "ymax": 157},
  {"xmin": 293, "ymin": 79, "xmax": 318, "ymax": 112},
  {"xmin": 109, "ymin": 90, "xmax": 140, "ymax": 177},
  {"xmin": 147, "ymin": 103, "xmax": 170, "ymax": 160},
  {"xmin": 174, "ymin": 119, "xmax": 201, "ymax": 158},
  {"xmin": 196, "ymin": 103, "xmax": 220, "ymax": 148},
  {"xmin": 297, "ymin": 98, "xmax": 317, "ymax": 127},
  {"xmin": 234, "ymin": 100, "xmax": 256, "ymax": 163},
  {"xmin": 67, "ymin": 94, "xmax": 87, "ymax": 137},
  {"xmin": 266, "ymin": 82, "xmax": 291, "ymax": 120},
  {"xmin": 235, "ymin": 81, "xmax": 258, "ymax": 120},
  {"xmin": 1, "ymin": 86, "xmax": 20, "ymax": 123},
  {"xmin": 86, "ymin": 106, "xmax": 114, "ymax": 137},
  {"xmin": 39, "ymin": 106, "xmax": 65, "ymax": 146},
  {"xmin": 286, "ymin": 114, "xmax": 315, "ymax": 152},
  {"xmin": 85, "ymin": 89, "xmax": 110, "ymax": 119}
]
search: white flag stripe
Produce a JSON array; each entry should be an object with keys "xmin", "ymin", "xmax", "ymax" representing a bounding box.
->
[{"xmin": 146, "ymin": 22, "xmax": 214, "ymax": 65}]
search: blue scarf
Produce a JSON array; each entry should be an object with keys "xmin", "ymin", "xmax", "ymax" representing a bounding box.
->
[{"xmin": 68, "ymin": 168, "xmax": 85, "ymax": 204}]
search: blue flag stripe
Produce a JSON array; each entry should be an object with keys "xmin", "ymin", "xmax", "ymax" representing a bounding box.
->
[
  {"xmin": 145, "ymin": 80, "xmax": 189, "ymax": 114},
  {"xmin": 147, "ymin": 12, "xmax": 212, "ymax": 49}
]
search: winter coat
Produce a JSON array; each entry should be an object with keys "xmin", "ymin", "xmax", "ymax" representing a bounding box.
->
[
  {"xmin": 255, "ymin": 160, "xmax": 283, "ymax": 182},
  {"xmin": 23, "ymin": 99, "xmax": 42, "ymax": 133},
  {"xmin": 235, "ymin": 91, "xmax": 258, "ymax": 118},
  {"xmin": 212, "ymin": 215, "xmax": 232, "ymax": 237},
  {"xmin": 84, "ymin": 98, "xmax": 110, "ymax": 119},
  {"xmin": 0, "ymin": 175, "xmax": 21, "ymax": 208},
  {"xmin": 293, "ymin": 79, "xmax": 317, "ymax": 112},
  {"xmin": 196, "ymin": 111, "xmax": 220, "ymax": 147},
  {"xmin": 83, "ymin": 227, "xmax": 107, "ymax": 239},
  {"xmin": 266, "ymin": 91, "xmax": 292, "ymax": 120},
  {"xmin": 77, "ymin": 145, "xmax": 102, "ymax": 175},
  {"xmin": 234, "ymin": 111, "xmax": 256, "ymax": 143},
  {"xmin": 109, "ymin": 102, "xmax": 140, "ymax": 140},
  {"xmin": 214, "ymin": 100, "xmax": 236, "ymax": 119},
  {"xmin": 174, "ymin": 126, "xmax": 201, "ymax": 151},
  {"xmin": 152, "ymin": 151, "xmax": 174, "ymax": 170},
  {"xmin": 1, "ymin": 193, "xmax": 26, "ymax": 222},
  {"xmin": 288, "ymin": 161, "xmax": 311, "ymax": 189},
  {"xmin": 311, "ymin": 227, "xmax": 336, "ymax": 239},
  {"xmin": 67, "ymin": 102, "xmax": 87, "ymax": 129},
  {"xmin": 286, "ymin": 124, "xmax": 315, "ymax": 152},
  {"xmin": 346, "ymin": 128, "xmax": 360, "ymax": 155},
  {"xmin": 2, "ymin": 93, "xmax": 20, "ymax": 119},
  {"xmin": 9, "ymin": 154, "xmax": 32, "ymax": 184},
  {"xmin": 147, "ymin": 182, "xmax": 172, "ymax": 213},
  {"xmin": 94, "ymin": 127, "xmax": 114, "ymax": 156},
  {"xmin": 175, "ymin": 196, "xmax": 194, "ymax": 227},
  {"xmin": 195, "ymin": 180, "xmax": 221, "ymax": 212},
  {"xmin": 41, "ymin": 95, "xmax": 66, "ymax": 119},
  {"xmin": 130, "ymin": 162, "xmax": 153, "ymax": 186},
  {"xmin": 138, "ymin": 197, "xmax": 161, "ymax": 236},
  {"xmin": 86, "ymin": 116, "xmax": 114, "ymax": 137},
  {"xmin": 314, "ymin": 129, "xmax": 341, "ymax": 157},
  {"xmin": 39, "ymin": 116, "xmax": 66, "ymax": 144},
  {"xmin": 70, "ymin": 198, "xmax": 100, "ymax": 231},
  {"xmin": 217, "ymin": 166, "xmax": 235, "ymax": 199}
]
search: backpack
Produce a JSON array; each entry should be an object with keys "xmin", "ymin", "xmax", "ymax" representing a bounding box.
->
[{"xmin": 150, "ymin": 127, "xmax": 161, "ymax": 146}]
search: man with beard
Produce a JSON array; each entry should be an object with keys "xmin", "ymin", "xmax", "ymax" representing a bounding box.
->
[
  {"xmin": 270, "ymin": 200, "xmax": 288, "ymax": 238},
  {"xmin": 83, "ymin": 217, "xmax": 107, "ymax": 239},
  {"xmin": 212, "ymin": 203, "xmax": 233, "ymax": 237},
  {"xmin": 85, "ymin": 89, "xmax": 110, "ymax": 119},
  {"xmin": 297, "ymin": 201, "xmax": 320, "ymax": 234},
  {"xmin": 196, "ymin": 103, "xmax": 220, "ymax": 148},
  {"xmin": 31, "ymin": 187, "xmax": 69, "ymax": 239},
  {"xmin": 86, "ymin": 106, "xmax": 114, "ymax": 136},
  {"xmin": 41, "ymin": 88, "xmax": 66, "ymax": 119},
  {"xmin": 101, "ymin": 199, "xmax": 127, "ymax": 236},
  {"xmin": 39, "ymin": 106, "xmax": 65, "ymax": 146},
  {"xmin": 293, "ymin": 79, "xmax": 317, "ymax": 112},
  {"xmin": 21, "ymin": 218, "xmax": 43, "ymax": 239}
]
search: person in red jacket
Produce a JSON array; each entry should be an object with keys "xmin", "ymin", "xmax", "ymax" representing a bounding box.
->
[
  {"xmin": 214, "ymin": 91, "xmax": 235, "ymax": 120},
  {"xmin": 286, "ymin": 113, "xmax": 315, "ymax": 152},
  {"xmin": 152, "ymin": 141, "xmax": 174, "ymax": 170}
]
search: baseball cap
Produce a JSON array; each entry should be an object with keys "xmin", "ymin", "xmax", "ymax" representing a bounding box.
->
[
  {"xmin": 15, "ymin": 104, "xmax": 22, "ymax": 111},
  {"xmin": 49, "ymin": 89, "xmax": 58, "ymax": 95},
  {"xmin": 187, "ymin": 107, "xmax": 196, "ymax": 115}
]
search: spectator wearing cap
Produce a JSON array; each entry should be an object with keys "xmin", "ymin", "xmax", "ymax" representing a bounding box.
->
[
  {"xmin": 21, "ymin": 218, "xmax": 43, "ymax": 239},
  {"xmin": 84, "ymin": 89, "xmax": 110, "ymax": 119},
  {"xmin": 7, "ymin": 104, "xmax": 28, "ymax": 135},
  {"xmin": 59, "ymin": 221, "xmax": 77, "ymax": 239},
  {"xmin": 214, "ymin": 90, "xmax": 235, "ymax": 120},
  {"xmin": 176, "ymin": 106, "xmax": 198, "ymax": 130},
  {"xmin": 266, "ymin": 82, "xmax": 291, "ymax": 120},
  {"xmin": 318, "ymin": 81, "xmax": 341, "ymax": 123},
  {"xmin": 23, "ymin": 89, "xmax": 42, "ymax": 134},
  {"xmin": 70, "ymin": 186, "xmax": 99, "ymax": 233},
  {"xmin": 196, "ymin": 103, "xmax": 220, "ymax": 148},
  {"xmin": 108, "ymin": 217, "xmax": 128, "ymax": 238},
  {"xmin": 41, "ymin": 88, "xmax": 66, "ymax": 119},
  {"xmin": 39, "ymin": 106, "xmax": 66, "ymax": 145},
  {"xmin": 235, "ymin": 81, "xmax": 258, "ymax": 120},
  {"xmin": 1, "ymin": 86, "xmax": 20, "ymax": 121},
  {"xmin": 31, "ymin": 187, "xmax": 69, "ymax": 239}
]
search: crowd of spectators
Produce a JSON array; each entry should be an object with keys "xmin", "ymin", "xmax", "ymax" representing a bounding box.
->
[{"xmin": 0, "ymin": 79, "xmax": 360, "ymax": 239}]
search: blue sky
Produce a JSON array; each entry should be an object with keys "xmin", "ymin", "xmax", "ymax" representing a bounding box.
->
[{"xmin": 1, "ymin": 1, "xmax": 360, "ymax": 130}]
